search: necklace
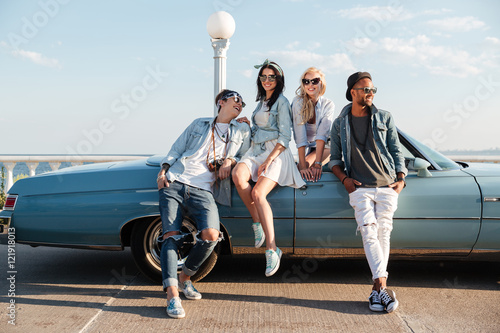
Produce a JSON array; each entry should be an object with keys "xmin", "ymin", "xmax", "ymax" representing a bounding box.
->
[{"xmin": 214, "ymin": 123, "xmax": 229, "ymax": 141}]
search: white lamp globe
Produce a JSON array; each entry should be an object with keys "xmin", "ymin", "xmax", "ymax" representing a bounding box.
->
[{"xmin": 207, "ymin": 11, "xmax": 235, "ymax": 39}]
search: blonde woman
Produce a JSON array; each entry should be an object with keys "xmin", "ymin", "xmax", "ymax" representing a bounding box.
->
[{"xmin": 291, "ymin": 67, "xmax": 335, "ymax": 182}]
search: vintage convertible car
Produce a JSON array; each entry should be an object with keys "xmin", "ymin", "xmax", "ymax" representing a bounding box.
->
[{"xmin": 1, "ymin": 130, "xmax": 500, "ymax": 282}]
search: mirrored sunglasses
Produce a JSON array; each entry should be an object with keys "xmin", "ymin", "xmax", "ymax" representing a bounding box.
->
[
  {"xmin": 230, "ymin": 96, "xmax": 246, "ymax": 108},
  {"xmin": 259, "ymin": 74, "xmax": 277, "ymax": 82},
  {"xmin": 353, "ymin": 87, "xmax": 377, "ymax": 94},
  {"xmin": 302, "ymin": 78, "xmax": 321, "ymax": 85}
]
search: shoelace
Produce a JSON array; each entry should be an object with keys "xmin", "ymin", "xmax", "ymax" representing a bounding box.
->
[
  {"xmin": 265, "ymin": 251, "xmax": 273, "ymax": 268},
  {"xmin": 379, "ymin": 290, "xmax": 392, "ymax": 304},
  {"xmin": 370, "ymin": 291, "xmax": 381, "ymax": 303},
  {"xmin": 253, "ymin": 224, "xmax": 262, "ymax": 237}
]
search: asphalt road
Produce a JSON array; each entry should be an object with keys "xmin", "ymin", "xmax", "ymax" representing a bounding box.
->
[{"xmin": 1, "ymin": 244, "xmax": 499, "ymax": 333}]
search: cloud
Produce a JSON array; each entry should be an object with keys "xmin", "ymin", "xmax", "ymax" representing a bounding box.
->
[
  {"xmin": 308, "ymin": 41, "xmax": 321, "ymax": 50},
  {"xmin": 334, "ymin": 5, "xmax": 412, "ymax": 22},
  {"xmin": 240, "ymin": 69, "xmax": 253, "ymax": 78},
  {"xmin": 1, "ymin": 41, "xmax": 62, "ymax": 69},
  {"xmin": 260, "ymin": 50, "xmax": 355, "ymax": 73},
  {"xmin": 485, "ymin": 37, "xmax": 500, "ymax": 45},
  {"xmin": 426, "ymin": 16, "xmax": 486, "ymax": 32},
  {"xmin": 377, "ymin": 35, "xmax": 483, "ymax": 77},
  {"xmin": 286, "ymin": 41, "xmax": 300, "ymax": 50},
  {"xmin": 11, "ymin": 49, "xmax": 61, "ymax": 69}
]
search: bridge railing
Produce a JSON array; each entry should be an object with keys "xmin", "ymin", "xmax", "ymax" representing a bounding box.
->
[{"xmin": 0, "ymin": 155, "xmax": 151, "ymax": 193}]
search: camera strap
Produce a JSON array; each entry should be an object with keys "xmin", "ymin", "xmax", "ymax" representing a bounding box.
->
[{"xmin": 206, "ymin": 118, "xmax": 228, "ymax": 172}]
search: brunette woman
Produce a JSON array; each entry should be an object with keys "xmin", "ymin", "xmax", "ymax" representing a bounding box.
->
[{"xmin": 232, "ymin": 59, "xmax": 305, "ymax": 277}]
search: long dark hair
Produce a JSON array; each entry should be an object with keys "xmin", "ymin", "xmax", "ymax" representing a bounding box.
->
[{"xmin": 255, "ymin": 61, "xmax": 285, "ymax": 110}]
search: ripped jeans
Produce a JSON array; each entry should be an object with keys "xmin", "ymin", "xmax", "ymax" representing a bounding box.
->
[
  {"xmin": 349, "ymin": 187, "xmax": 399, "ymax": 281},
  {"xmin": 158, "ymin": 181, "xmax": 221, "ymax": 291}
]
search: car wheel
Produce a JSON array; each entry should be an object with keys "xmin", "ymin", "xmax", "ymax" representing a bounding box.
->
[{"xmin": 130, "ymin": 217, "xmax": 220, "ymax": 283}]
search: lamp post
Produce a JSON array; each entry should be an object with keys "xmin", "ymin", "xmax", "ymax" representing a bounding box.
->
[{"xmin": 207, "ymin": 11, "xmax": 235, "ymax": 116}]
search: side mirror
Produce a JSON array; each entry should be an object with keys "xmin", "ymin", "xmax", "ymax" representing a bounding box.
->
[{"xmin": 414, "ymin": 158, "xmax": 432, "ymax": 178}]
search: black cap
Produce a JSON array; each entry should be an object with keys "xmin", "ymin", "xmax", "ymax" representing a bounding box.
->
[{"xmin": 346, "ymin": 72, "xmax": 372, "ymax": 101}]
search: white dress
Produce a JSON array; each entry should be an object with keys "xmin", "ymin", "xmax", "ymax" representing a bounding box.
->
[{"xmin": 240, "ymin": 107, "xmax": 306, "ymax": 188}]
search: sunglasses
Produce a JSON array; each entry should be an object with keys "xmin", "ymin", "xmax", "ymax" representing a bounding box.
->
[
  {"xmin": 229, "ymin": 96, "xmax": 246, "ymax": 108},
  {"xmin": 353, "ymin": 87, "xmax": 377, "ymax": 94},
  {"xmin": 302, "ymin": 78, "xmax": 321, "ymax": 85},
  {"xmin": 259, "ymin": 74, "xmax": 277, "ymax": 82},
  {"xmin": 220, "ymin": 91, "xmax": 246, "ymax": 108}
]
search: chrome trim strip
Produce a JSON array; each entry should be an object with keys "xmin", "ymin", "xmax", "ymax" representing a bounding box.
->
[
  {"xmin": 223, "ymin": 216, "xmax": 481, "ymax": 220},
  {"xmin": 17, "ymin": 240, "xmax": 123, "ymax": 251},
  {"xmin": 233, "ymin": 246, "xmax": 473, "ymax": 258},
  {"xmin": 139, "ymin": 201, "xmax": 159, "ymax": 206},
  {"xmin": 293, "ymin": 217, "xmax": 480, "ymax": 220},
  {"xmin": 233, "ymin": 246, "xmax": 294, "ymax": 255},
  {"xmin": 484, "ymin": 197, "xmax": 500, "ymax": 202}
]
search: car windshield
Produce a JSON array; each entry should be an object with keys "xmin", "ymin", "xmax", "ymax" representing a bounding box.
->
[{"xmin": 401, "ymin": 131, "xmax": 461, "ymax": 170}]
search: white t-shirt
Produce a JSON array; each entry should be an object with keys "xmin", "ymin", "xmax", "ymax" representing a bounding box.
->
[{"xmin": 176, "ymin": 123, "xmax": 229, "ymax": 192}]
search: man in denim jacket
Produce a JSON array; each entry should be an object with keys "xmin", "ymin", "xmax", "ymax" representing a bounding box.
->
[
  {"xmin": 156, "ymin": 89, "xmax": 251, "ymax": 318},
  {"xmin": 328, "ymin": 72, "xmax": 407, "ymax": 313}
]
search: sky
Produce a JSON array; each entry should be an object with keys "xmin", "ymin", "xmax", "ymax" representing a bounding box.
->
[{"xmin": 1, "ymin": 0, "xmax": 499, "ymax": 156}]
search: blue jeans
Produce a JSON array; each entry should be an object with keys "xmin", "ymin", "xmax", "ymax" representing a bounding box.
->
[{"xmin": 158, "ymin": 181, "xmax": 221, "ymax": 290}]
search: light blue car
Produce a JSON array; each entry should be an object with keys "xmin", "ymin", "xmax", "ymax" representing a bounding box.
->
[{"xmin": 1, "ymin": 129, "xmax": 499, "ymax": 282}]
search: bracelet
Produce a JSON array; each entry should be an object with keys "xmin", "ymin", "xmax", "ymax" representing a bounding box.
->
[
  {"xmin": 397, "ymin": 177, "xmax": 406, "ymax": 188},
  {"xmin": 157, "ymin": 174, "xmax": 166, "ymax": 181},
  {"xmin": 341, "ymin": 176, "xmax": 348, "ymax": 184}
]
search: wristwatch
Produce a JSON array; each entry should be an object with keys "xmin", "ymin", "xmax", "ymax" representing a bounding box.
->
[{"xmin": 313, "ymin": 162, "xmax": 322, "ymax": 168}]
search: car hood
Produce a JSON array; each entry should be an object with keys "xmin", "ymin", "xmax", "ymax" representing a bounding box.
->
[
  {"xmin": 146, "ymin": 155, "xmax": 163, "ymax": 167},
  {"xmin": 461, "ymin": 162, "xmax": 500, "ymax": 177},
  {"xmin": 8, "ymin": 158, "xmax": 159, "ymax": 196}
]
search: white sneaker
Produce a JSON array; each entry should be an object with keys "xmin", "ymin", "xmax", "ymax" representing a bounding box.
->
[
  {"xmin": 368, "ymin": 290, "xmax": 384, "ymax": 312},
  {"xmin": 379, "ymin": 288, "xmax": 399, "ymax": 313}
]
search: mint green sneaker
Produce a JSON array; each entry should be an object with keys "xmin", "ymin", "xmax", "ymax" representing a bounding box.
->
[
  {"xmin": 265, "ymin": 247, "xmax": 282, "ymax": 277},
  {"xmin": 166, "ymin": 296, "xmax": 185, "ymax": 319},
  {"xmin": 252, "ymin": 222, "xmax": 265, "ymax": 248}
]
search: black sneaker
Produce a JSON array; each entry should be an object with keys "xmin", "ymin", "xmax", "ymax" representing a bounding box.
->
[
  {"xmin": 369, "ymin": 290, "xmax": 384, "ymax": 312},
  {"xmin": 379, "ymin": 288, "xmax": 399, "ymax": 313}
]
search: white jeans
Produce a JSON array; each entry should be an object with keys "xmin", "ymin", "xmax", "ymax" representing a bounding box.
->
[{"xmin": 349, "ymin": 187, "xmax": 399, "ymax": 281}]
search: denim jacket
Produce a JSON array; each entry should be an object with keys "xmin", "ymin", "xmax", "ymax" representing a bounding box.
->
[
  {"xmin": 161, "ymin": 117, "xmax": 251, "ymax": 206},
  {"xmin": 328, "ymin": 104, "xmax": 407, "ymax": 179},
  {"xmin": 250, "ymin": 94, "xmax": 292, "ymax": 155},
  {"xmin": 291, "ymin": 95, "xmax": 335, "ymax": 148}
]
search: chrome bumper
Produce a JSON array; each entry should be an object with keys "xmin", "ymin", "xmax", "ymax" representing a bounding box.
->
[{"xmin": 0, "ymin": 210, "xmax": 12, "ymax": 235}]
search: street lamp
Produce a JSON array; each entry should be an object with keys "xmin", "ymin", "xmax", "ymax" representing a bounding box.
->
[{"xmin": 207, "ymin": 11, "xmax": 235, "ymax": 115}]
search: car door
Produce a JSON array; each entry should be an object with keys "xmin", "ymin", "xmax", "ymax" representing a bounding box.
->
[
  {"xmin": 294, "ymin": 132, "xmax": 481, "ymax": 256},
  {"xmin": 219, "ymin": 185, "xmax": 295, "ymax": 252},
  {"xmin": 294, "ymin": 172, "xmax": 360, "ymax": 253}
]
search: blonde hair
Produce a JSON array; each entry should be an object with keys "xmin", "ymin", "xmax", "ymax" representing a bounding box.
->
[{"xmin": 295, "ymin": 67, "xmax": 326, "ymax": 124}]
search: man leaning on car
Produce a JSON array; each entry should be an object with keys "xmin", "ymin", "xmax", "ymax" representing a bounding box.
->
[
  {"xmin": 156, "ymin": 89, "xmax": 251, "ymax": 319},
  {"xmin": 329, "ymin": 72, "xmax": 407, "ymax": 314}
]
